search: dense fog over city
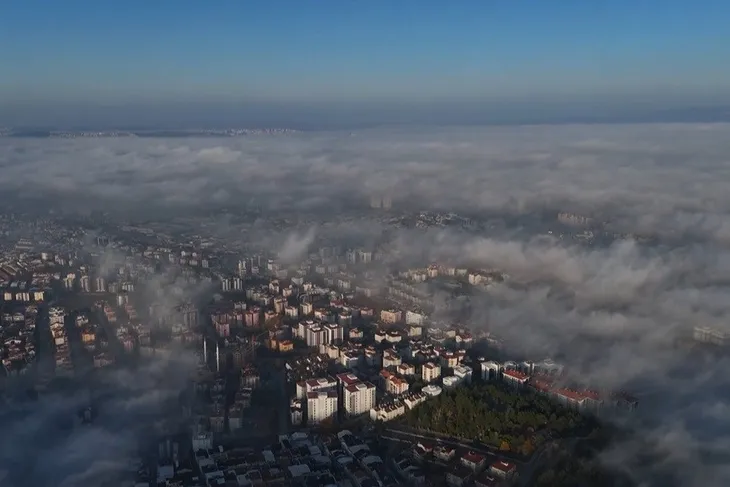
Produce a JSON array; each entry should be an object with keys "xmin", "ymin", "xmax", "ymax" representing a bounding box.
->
[
  {"xmin": 2, "ymin": 352, "xmax": 197, "ymax": 487},
  {"xmin": 2, "ymin": 124, "xmax": 730, "ymax": 236},
  {"xmin": 1, "ymin": 123, "xmax": 730, "ymax": 487}
]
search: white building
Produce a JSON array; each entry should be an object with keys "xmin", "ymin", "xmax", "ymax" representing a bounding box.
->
[
  {"xmin": 344, "ymin": 382, "xmax": 376, "ymax": 417},
  {"xmin": 324, "ymin": 344, "xmax": 341, "ymax": 360},
  {"xmin": 298, "ymin": 321, "xmax": 344, "ymax": 347},
  {"xmin": 383, "ymin": 350, "xmax": 402, "ymax": 368},
  {"xmin": 397, "ymin": 362, "xmax": 416, "ymax": 377},
  {"xmin": 338, "ymin": 311, "xmax": 352, "ymax": 326},
  {"xmin": 385, "ymin": 330, "xmax": 402, "ymax": 344},
  {"xmin": 49, "ymin": 306, "xmax": 65, "ymax": 327},
  {"xmin": 296, "ymin": 376, "xmax": 337, "ymax": 399},
  {"xmin": 339, "ymin": 351, "xmax": 360, "ymax": 369},
  {"xmin": 380, "ymin": 309, "xmax": 402, "ymax": 324},
  {"xmin": 422, "ymin": 385, "xmax": 442, "ymax": 397},
  {"xmin": 442, "ymin": 376, "xmax": 460, "ymax": 389},
  {"xmin": 408, "ymin": 324, "xmax": 424, "ymax": 337},
  {"xmin": 502, "ymin": 369, "xmax": 529, "ymax": 388},
  {"xmin": 79, "ymin": 275, "xmax": 90, "ymax": 292},
  {"xmin": 325, "ymin": 323, "xmax": 344, "ymax": 342},
  {"xmin": 285, "ymin": 305, "xmax": 299, "ymax": 319},
  {"xmin": 370, "ymin": 401, "xmax": 406, "ymax": 422},
  {"xmin": 401, "ymin": 392, "xmax": 425, "ymax": 411},
  {"xmin": 307, "ymin": 390, "xmax": 338, "ymax": 424},
  {"xmin": 290, "ymin": 399, "xmax": 304, "ymax": 426},
  {"xmin": 479, "ymin": 360, "xmax": 501, "ymax": 381},
  {"xmin": 336, "ymin": 372, "xmax": 361, "ymax": 389},
  {"xmin": 422, "ymin": 361, "xmax": 441, "ymax": 383},
  {"xmin": 453, "ymin": 365, "xmax": 473, "ymax": 384},
  {"xmin": 357, "ymin": 249, "xmax": 372, "ymax": 263},
  {"xmin": 405, "ymin": 310, "xmax": 426, "ymax": 326},
  {"xmin": 694, "ymin": 326, "xmax": 729, "ymax": 347},
  {"xmin": 385, "ymin": 374, "xmax": 410, "ymax": 395}
]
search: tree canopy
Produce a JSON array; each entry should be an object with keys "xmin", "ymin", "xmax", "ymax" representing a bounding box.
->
[{"xmin": 401, "ymin": 382, "xmax": 599, "ymax": 456}]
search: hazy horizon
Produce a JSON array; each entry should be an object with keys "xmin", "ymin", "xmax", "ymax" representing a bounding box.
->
[
  {"xmin": 3, "ymin": 1, "xmax": 730, "ymax": 129},
  {"xmin": 3, "ymin": 98, "xmax": 730, "ymax": 131}
]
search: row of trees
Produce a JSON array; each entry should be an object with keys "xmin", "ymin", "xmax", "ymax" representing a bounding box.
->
[{"xmin": 401, "ymin": 382, "xmax": 599, "ymax": 456}]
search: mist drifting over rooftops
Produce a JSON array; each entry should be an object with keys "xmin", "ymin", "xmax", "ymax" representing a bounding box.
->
[{"xmin": 1, "ymin": 123, "xmax": 730, "ymax": 485}]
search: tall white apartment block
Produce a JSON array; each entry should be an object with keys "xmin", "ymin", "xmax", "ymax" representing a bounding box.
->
[
  {"xmin": 307, "ymin": 390, "xmax": 338, "ymax": 424},
  {"xmin": 296, "ymin": 376, "xmax": 337, "ymax": 400},
  {"xmin": 422, "ymin": 361, "xmax": 441, "ymax": 383},
  {"xmin": 343, "ymin": 382, "xmax": 376, "ymax": 417}
]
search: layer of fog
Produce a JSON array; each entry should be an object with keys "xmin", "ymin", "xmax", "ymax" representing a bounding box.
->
[
  {"xmin": 3, "ymin": 123, "xmax": 730, "ymax": 485},
  {"xmin": 387, "ymin": 227, "xmax": 730, "ymax": 486},
  {"xmin": 0, "ymin": 352, "xmax": 197, "ymax": 487},
  {"xmin": 0, "ymin": 248, "xmax": 210, "ymax": 487},
  {"xmin": 2, "ymin": 123, "xmax": 730, "ymax": 245}
]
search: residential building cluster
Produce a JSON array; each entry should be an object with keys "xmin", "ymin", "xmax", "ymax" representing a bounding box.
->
[
  {"xmin": 0, "ymin": 213, "xmax": 653, "ymax": 487},
  {"xmin": 391, "ymin": 440, "xmax": 520, "ymax": 487},
  {"xmin": 478, "ymin": 358, "xmax": 638, "ymax": 413},
  {"xmin": 0, "ymin": 305, "xmax": 37, "ymax": 378}
]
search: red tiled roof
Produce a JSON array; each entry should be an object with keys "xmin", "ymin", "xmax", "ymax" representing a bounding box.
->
[
  {"xmin": 345, "ymin": 382, "xmax": 374, "ymax": 393},
  {"xmin": 337, "ymin": 373, "xmax": 360, "ymax": 385},
  {"xmin": 530, "ymin": 379, "xmax": 553, "ymax": 393},
  {"xmin": 582, "ymin": 389, "xmax": 601, "ymax": 401},
  {"xmin": 555, "ymin": 388, "xmax": 587, "ymax": 402},
  {"xmin": 490, "ymin": 460, "xmax": 516, "ymax": 473},
  {"xmin": 306, "ymin": 377, "xmax": 335, "ymax": 388},
  {"xmin": 462, "ymin": 451, "xmax": 485, "ymax": 465},
  {"xmin": 502, "ymin": 369, "xmax": 529, "ymax": 381},
  {"xmin": 474, "ymin": 474, "xmax": 500, "ymax": 487}
]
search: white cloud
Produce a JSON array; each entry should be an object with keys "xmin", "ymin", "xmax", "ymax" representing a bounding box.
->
[
  {"xmin": 197, "ymin": 146, "xmax": 242, "ymax": 164},
  {"xmin": 0, "ymin": 123, "xmax": 728, "ymax": 240}
]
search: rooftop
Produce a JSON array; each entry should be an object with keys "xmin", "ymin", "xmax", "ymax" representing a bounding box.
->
[
  {"xmin": 336, "ymin": 373, "xmax": 360, "ymax": 386},
  {"xmin": 345, "ymin": 382, "xmax": 375, "ymax": 393},
  {"xmin": 502, "ymin": 369, "xmax": 529, "ymax": 381},
  {"xmin": 490, "ymin": 460, "xmax": 517, "ymax": 473}
]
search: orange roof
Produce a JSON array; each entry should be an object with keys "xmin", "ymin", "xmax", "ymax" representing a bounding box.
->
[
  {"xmin": 582, "ymin": 389, "xmax": 601, "ymax": 401},
  {"xmin": 555, "ymin": 388, "xmax": 587, "ymax": 402},
  {"xmin": 503, "ymin": 369, "xmax": 529, "ymax": 381},
  {"xmin": 345, "ymin": 382, "xmax": 374, "ymax": 393},
  {"xmin": 490, "ymin": 460, "xmax": 516, "ymax": 473},
  {"xmin": 462, "ymin": 451, "xmax": 485, "ymax": 464},
  {"xmin": 530, "ymin": 379, "xmax": 553, "ymax": 393}
]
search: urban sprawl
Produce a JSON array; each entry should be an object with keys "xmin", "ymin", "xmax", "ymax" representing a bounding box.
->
[{"xmin": 1, "ymin": 208, "xmax": 726, "ymax": 487}]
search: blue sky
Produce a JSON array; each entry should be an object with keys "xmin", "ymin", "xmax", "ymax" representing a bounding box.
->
[{"xmin": 2, "ymin": 0, "xmax": 730, "ymax": 127}]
